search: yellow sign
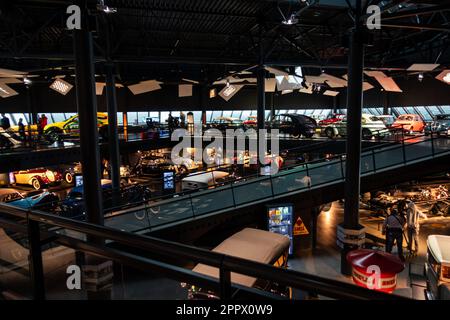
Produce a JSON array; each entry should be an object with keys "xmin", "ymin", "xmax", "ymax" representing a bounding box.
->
[{"xmin": 293, "ymin": 217, "xmax": 309, "ymax": 236}]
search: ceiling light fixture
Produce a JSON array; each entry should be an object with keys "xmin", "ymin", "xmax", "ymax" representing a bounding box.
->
[{"xmin": 50, "ymin": 78, "xmax": 73, "ymax": 95}]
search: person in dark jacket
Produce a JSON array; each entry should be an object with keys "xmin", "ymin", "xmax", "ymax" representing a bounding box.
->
[
  {"xmin": 383, "ymin": 208, "xmax": 406, "ymax": 261},
  {"xmin": 0, "ymin": 113, "xmax": 10, "ymax": 129}
]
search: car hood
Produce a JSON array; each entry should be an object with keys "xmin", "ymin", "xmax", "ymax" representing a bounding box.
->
[{"xmin": 8, "ymin": 191, "xmax": 51, "ymax": 209}]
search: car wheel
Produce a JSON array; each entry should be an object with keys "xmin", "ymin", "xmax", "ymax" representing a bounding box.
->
[
  {"xmin": 178, "ymin": 165, "xmax": 188, "ymax": 175},
  {"xmin": 292, "ymin": 133, "xmax": 300, "ymax": 139},
  {"xmin": 362, "ymin": 128, "xmax": 372, "ymax": 140},
  {"xmin": 31, "ymin": 178, "xmax": 41, "ymax": 190},
  {"xmin": 325, "ymin": 127, "xmax": 335, "ymax": 139},
  {"xmin": 64, "ymin": 172, "xmax": 73, "ymax": 184},
  {"xmin": 45, "ymin": 128, "xmax": 62, "ymax": 143}
]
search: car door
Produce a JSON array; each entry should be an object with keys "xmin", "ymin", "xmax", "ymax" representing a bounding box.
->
[
  {"xmin": 280, "ymin": 116, "xmax": 294, "ymax": 135},
  {"xmin": 64, "ymin": 116, "xmax": 80, "ymax": 135}
]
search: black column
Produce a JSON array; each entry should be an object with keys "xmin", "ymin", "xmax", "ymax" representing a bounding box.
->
[
  {"xmin": 257, "ymin": 25, "xmax": 265, "ymax": 131},
  {"xmin": 341, "ymin": 1, "xmax": 364, "ymax": 275},
  {"xmin": 74, "ymin": 0, "xmax": 103, "ymax": 228},
  {"xmin": 383, "ymin": 92, "xmax": 390, "ymax": 115},
  {"xmin": 105, "ymin": 63, "xmax": 121, "ymax": 193}
]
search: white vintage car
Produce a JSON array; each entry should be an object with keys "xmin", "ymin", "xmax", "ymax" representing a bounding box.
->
[
  {"xmin": 13, "ymin": 169, "xmax": 63, "ymax": 190},
  {"xmin": 425, "ymin": 235, "xmax": 450, "ymax": 300},
  {"xmin": 322, "ymin": 114, "xmax": 389, "ymax": 140}
]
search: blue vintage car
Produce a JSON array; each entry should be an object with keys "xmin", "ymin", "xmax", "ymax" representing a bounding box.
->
[{"xmin": 0, "ymin": 188, "xmax": 59, "ymax": 210}]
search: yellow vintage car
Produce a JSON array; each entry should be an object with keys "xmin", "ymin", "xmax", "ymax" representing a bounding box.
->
[{"xmin": 44, "ymin": 112, "xmax": 109, "ymax": 142}]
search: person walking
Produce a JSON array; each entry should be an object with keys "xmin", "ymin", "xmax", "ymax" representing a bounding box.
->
[
  {"xmin": 0, "ymin": 113, "xmax": 11, "ymax": 130},
  {"xmin": 40, "ymin": 114, "xmax": 48, "ymax": 129},
  {"xmin": 383, "ymin": 208, "xmax": 406, "ymax": 261},
  {"xmin": 18, "ymin": 118, "xmax": 26, "ymax": 140},
  {"xmin": 405, "ymin": 198, "xmax": 427, "ymax": 254}
]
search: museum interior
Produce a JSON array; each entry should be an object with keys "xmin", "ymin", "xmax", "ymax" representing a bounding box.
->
[{"xmin": 0, "ymin": 0, "xmax": 450, "ymax": 301}]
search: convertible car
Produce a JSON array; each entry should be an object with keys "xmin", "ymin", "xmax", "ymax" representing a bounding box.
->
[{"xmin": 13, "ymin": 169, "xmax": 63, "ymax": 190}]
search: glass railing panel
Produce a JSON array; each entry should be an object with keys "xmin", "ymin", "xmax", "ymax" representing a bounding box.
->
[
  {"xmin": 105, "ymin": 208, "xmax": 150, "ymax": 232},
  {"xmin": 432, "ymin": 136, "xmax": 450, "ymax": 154},
  {"xmin": 232, "ymin": 177, "xmax": 273, "ymax": 205},
  {"xmin": 271, "ymin": 167, "xmax": 309, "ymax": 195},
  {"xmin": 374, "ymin": 146, "xmax": 404, "ymax": 170},
  {"xmin": 307, "ymin": 159, "xmax": 343, "ymax": 186},
  {"xmin": 404, "ymin": 140, "xmax": 433, "ymax": 162},
  {"xmin": 147, "ymin": 198, "xmax": 194, "ymax": 228},
  {"xmin": 191, "ymin": 185, "xmax": 234, "ymax": 216},
  {"xmin": 361, "ymin": 152, "xmax": 374, "ymax": 174}
]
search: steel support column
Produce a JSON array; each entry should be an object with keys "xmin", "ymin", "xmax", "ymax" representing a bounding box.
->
[
  {"xmin": 257, "ymin": 25, "xmax": 266, "ymax": 132},
  {"xmin": 340, "ymin": 1, "xmax": 365, "ymax": 275},
  {"xmin": 27, "ymin": 219, "xmax": 45, "ymax": 300},
  {"xmin": 105, "ymin": 64, "xmax": 121, "ymax": 194},
  {"xmin": 74, "ymin": 0, "xmax": 104, "ymax": 229}
]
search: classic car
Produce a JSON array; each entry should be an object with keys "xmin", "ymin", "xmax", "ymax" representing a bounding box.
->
[
  {"xmin": 13, "ymin": 168, "xmax": 63, "ymax": 190},
  {"xmin": 322, "ymin": 114, "xmax": 388, "ymax": 140},
  {"xmin": 0, "ymin": 188, "xmax": 59, "ymax": 210},
  {"xmin": 181, "ymin": 170, "xmax": 230, "ymax": 191},
  {"xmin": 140, "ymin": 151, "xmax": 199, "ymax": 176},
  {"xmin": 208, "ymin": 116, "xmax": 244, "ymax": 131},
  {"xmin": 429, "ymin": 200, "xmax": 450, "ymax": 217},
  {"xmin": 425, "ymin": 114, "xmax": 450, "ymax": 136},
  {"xmin": 392, "ymin": 114, "xmax": 425, "ymax": 133},
  {"xmin": 243, "ymin": 115, "xmax": 258, "ymax": 127},
  {"xmin": 60, "ymin": 179, "xmax": 150, "ymax": 218},
  {"xmin": 318, "ymin": 113, "xmax": 346, "ymax": 126},
  {"xmin": 44, "ymin": 112, "xmax": 109, "ymax": 142},
  {"xmin": 269, "ymin": 114, "xmax": 318, "ymax": 138}
]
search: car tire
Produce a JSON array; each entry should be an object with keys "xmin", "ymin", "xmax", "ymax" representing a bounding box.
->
[
  {"xmin": 45, "ymin": 128, "xmax": 62, "ymax": 143},
  {"xmin": 64, "ymin": 172, "xmax": 73, "ymax": 184},
  {"xmin": 362, "ymin": 128, "xmax": 372, "ymax": 140},
  {"xmin": 325, "ymin": 127, "xmax": 335, "ymax": 139},
  {"xmin": 31, "ymin": 178, "xmax": 41, "ymax": 190},
  {"xmin": 292, "ymin": 133, "xmax": 300, "ymax": 139}
]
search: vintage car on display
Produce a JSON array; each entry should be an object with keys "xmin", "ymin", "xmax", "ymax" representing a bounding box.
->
[
  {"xmin": 425, "ymin": 114, "xmax": 450, "ymax": 136},
  {"xmin": 208, "ymin": 116, "xmax": 244, "ymax": 131},
  {"xmin": 43, "ymin": 112, "xmax": 109, "ymax": 142},
  {"xmin": 140, "ymin": 151, "xmax": 199, "ymax": 176},
  {"xmin": 13, "ymin": 168, "xmax": 63, "ymax": 190},
  {"xmin": 243, "ymin": 115, "xmax": 258, "ymax": 127},
  {"xmin": 392, "ymin": 114, "xmax": 425, "ymax": 133},
  {"xmin": 269, "ymin": 114, "xmax": 318, "ymax": 138},
  {"xmin": 0, "ymin": 127, "xmax": 21, "ymax": 148},
  {"xmin": 376, "ymin": 115, "xmax": 396, "ymax": 128},
  {"xmin": 429, "ymin": 200, "xmax": 450, "ymax": 217},
  {"xmin": 181, "ymin": 170, "xmax": 231, "ymax": 191},
  {"xmin": 60, "ymin": 179, "xmax": 150, "ymax": 218},
  {"xmin": 425, "ymin": 235, "xmax": 450, "ymax": 300},
  {"xmin": 0, "ymin": 188, "xmax": 59, "ymax": 210},
  {"xmin": 322, "ymin": 114, "xmax": 388, "ymax": 139},
  {"xmin": 318, "ymin": 113, "xmax": 346, "ymax": 126}
]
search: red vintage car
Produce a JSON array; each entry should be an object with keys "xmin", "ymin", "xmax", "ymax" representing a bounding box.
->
[
  {"xmin": 243, "ymin": 115, "xmax": 257, "ymax": 127},
  {"xmin": 319, "ymin": 114, "xmax": 346, "ymax": 126},
  {"xmin": 13, "ymin": 169, "xmax": 63, "ymax": 190}
]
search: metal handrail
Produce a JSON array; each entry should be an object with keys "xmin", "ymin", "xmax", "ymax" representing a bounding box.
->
[{"xmin": 0, "ymin": 203, "xmax": 406, "ymax": 300}]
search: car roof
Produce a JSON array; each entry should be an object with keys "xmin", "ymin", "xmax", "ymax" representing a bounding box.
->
[
  {"xmin": 427, "ymin": 235, "xmax": 450, "ymax": 264},
  {"xmin": 192, "ymin": 228, "xmax": 290, "ymax": 288}
]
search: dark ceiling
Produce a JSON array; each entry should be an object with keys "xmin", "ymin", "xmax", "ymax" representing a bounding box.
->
[{"xmin": 0, "ymin": 0, "xmax": 449, "ymax": 84}]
